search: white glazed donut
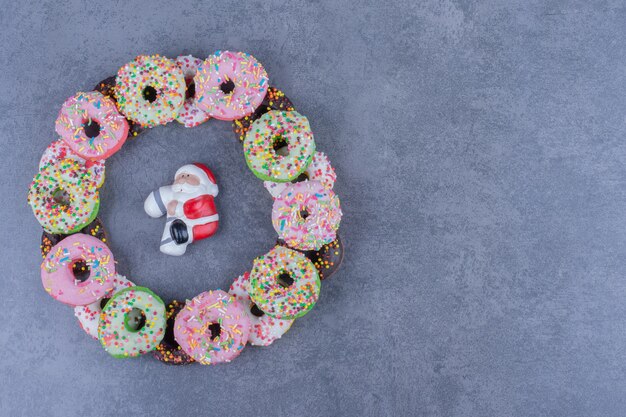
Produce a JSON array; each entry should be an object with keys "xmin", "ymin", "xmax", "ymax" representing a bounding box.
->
[
  {"xmin": 40, "ymin": 138, "xmax": 106, "ymax": 188},
  {"xmin": 73, "ymin": 274, "xmax": 134, "ymax": 339},
  {"xmin": 264, "ymin": 151, "xmax": 336, "ymax": 198},
  {"xmin": 228, "ymin": 272, "xmax": 293, "ymax": 346},
  {"xmin": 175, "ymin": 55, "xmax": 211, "ymax": 128}
]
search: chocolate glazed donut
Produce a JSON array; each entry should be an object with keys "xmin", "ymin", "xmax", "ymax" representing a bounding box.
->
[{"xmin": 152, "ymin": 300, "xmax": 195, "ymax": 365}]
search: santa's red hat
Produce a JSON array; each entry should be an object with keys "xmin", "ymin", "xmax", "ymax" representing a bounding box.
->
[{"xmin": 175, "ymin": 163, "xmax": 218, "ymax": 195}]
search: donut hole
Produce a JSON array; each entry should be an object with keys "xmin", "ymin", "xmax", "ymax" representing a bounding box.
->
[
  {"xmin": 82, "ymin": 120, "xmax": 101, "ymax": 138},
  {"xmin": 277, "ymin": 271, "xmax": 294, "ymax": 288},
  {"xmin": 142, "ymin": 86, "xmax": 158, "ymax": 103},
  {"xmin": 250, "ymin": 303, "xmax": 265, "ymax": 318},
  {"xmin": 185, "ymin": 78, "xmax": 196, "ymax": 100},
  {"xmin": 219, "ymin": 79, "xmax": 235, "ymax": 95},
  {"xmin": 299, "ymin": 208, "xmax": 310, "ymax": 221},
  {"xmin": 71, "ymin": 260, "xmax": 90, "ymax": 284},
  {"xmin": 99, "ymin": 297, "xmax": 110, "ymax": 309},
  {"xmin": 292, "ymin": 172, "xmax": 309, "ymax": 183},
  {"xmin": 272, "ymin": 135, "xmax": 289, "ymax": 156},
  {"xmin": 208, "ymin": 323, "xmax": 221, "ymax": 340},
  {"xmin": 52, "ymin": 188, "xmax": 72, "ymax": 207},
  {"xmin": 124, "ymin": 308, "xmax": 147, "ymax": 332}
]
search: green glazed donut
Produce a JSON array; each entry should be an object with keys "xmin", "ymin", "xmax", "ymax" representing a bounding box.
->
[
  {"xmin": 98, "ymin": 286, "xmax": 166, "ymax": 358},
  {"xmin": 243, "ymin": 110, "xmax": 315, "ymax": 182},
  {"xmin": 248, "ymin": 245, "xmax": 321, "ymax": 320},
  {"xmin": 27, "ymin": 158, "xmax": 100, "ymax": 234}
]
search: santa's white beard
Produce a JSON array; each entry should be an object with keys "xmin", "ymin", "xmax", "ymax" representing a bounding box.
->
[{"xmin": 172, "ymin": 183, "xmax": 204, "ymax": 194}]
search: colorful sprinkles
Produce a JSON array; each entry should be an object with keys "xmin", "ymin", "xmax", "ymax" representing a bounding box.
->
[
  {"xmin": 40, "ymin": 233, "xmax": 116, "ymax": 306},
  {"xmin": 174, "ymin": 290, "xmax": 250, "ymax": 365},
  {"xmin": 115, "ymin": 54, "xmax": 186, "ymax": 127},
  {"xmin": 272, "ymin": 180, "xmax": 342, "ymax": 250},
  {"xmin": 29, "ymin": 50, "xmax": 344, "ymax": 365},
  {"xmin": 28, "ymin": 158, "xmax": 100, "ymax": 234},
  {"xmin": 248, "ymin": 246, "xmax": 321, "ymax": 320},
  {"xmin": 55, "ymin": 91, "xmax": 129, "ymax": 160},
  {"xmin": 244, "ymin": 110, "xmax": 316, "ymax": 182}
]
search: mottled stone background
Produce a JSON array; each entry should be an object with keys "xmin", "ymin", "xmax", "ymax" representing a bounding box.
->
[{"xmin": 1, "ymin": 1, "xmax": 626, "ymax": 416}]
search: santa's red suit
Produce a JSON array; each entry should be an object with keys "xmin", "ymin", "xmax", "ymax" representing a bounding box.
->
[
  {"xmin": 181, "ymin": 194, "xmax": 219, "ymax": 239},
  {"xmin": 144, "ymin": 163, "xmax": 219, "ymax": 256}
]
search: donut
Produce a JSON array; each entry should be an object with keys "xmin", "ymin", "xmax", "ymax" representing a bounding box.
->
[
  {"xmin": 243, "ymin": 110, "xmax": 316, "ymax": 182},
  {"xmin": 174, "ymin": 55, "xmax": 210, "ymax": 128},
  {"xmin": 40, "ymin": 138, "xmax": 105, "ymax": 188},
  {"xmin": 55, "ymin": 91, "xmax": 129, "ymax": 160},
  {"xmin": 74, "ymin": 274, "xmax": 135, "ymax": 339},
  {"xmin": 94, "ymin": 76, "xmax": 145, "ymax": 138},
  {"xmin": 152, "ymin": 300, "xmax": 195, "ymax": 365},
  {"xmin": 40, "ymin": 233, "xmax": 116, "ymax": 306},
  {"xmin": 248, "ymin": 245, "xmax": 320, "ymax": 319},
  {"xmin": 278, "ymin": 234, "xmax": 344, "ymax": 280},
  {"xmin": 98, "ymin": 286, "xmax": 167, "ymax": 358},
  {"xmin": 115, "ymin": 54, "xmax": 186, "ymax": 127},
  {"xmin": 40, "ymin": 216, "xmax": 108, "ymax": 258},
  {"xmin": 174, "ymin": 290, "xmax": 250, "ymax": 365},
  {"xmin": 232, "ymin": 86, "xmax": 295, "ymax": 142},
  {"xmin": 28, "ymin": 158, "xmax": 100, "ymax": 234},
  {"xmin": 264, "ymin": 151, "xmax": 336, "ymax": 198},
  {"xmin": 228, "ymin": 272, "xmax": 294, "ymax": 346},
  {"xmin": 272, "ymin": 180, "xmax": 342, "ymax": 250},
  {"xmin": 194, "ymin": 50, "xmax": 268, "ymax": 121}
]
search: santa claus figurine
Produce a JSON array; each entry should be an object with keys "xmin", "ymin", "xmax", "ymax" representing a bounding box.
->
[{"xmin": 144, "ymin": 163, "xmax": 219, "ymax": 256}]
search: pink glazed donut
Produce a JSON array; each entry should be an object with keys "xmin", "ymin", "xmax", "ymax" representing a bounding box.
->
[
  {"xmin": 272, "ymin": 180, "xmax": 343, "ymax": 250},
  {"xmin": 174, "ymin": 290, "xmax": 250, "ymax": 365},
  {"xmin": 194, "ymin": 50, "xmax": 269, "ymax": 121},
  {"xmin": 41, "ymin": 233, "xmax": 116, "ymax": 306},
  {"xmin": 174, "ymin": 55, "xmax": 211, "ymax": 128},
  {"xmin": 55, "ymin": 91, "xmax": 129, "ymax": 160}
]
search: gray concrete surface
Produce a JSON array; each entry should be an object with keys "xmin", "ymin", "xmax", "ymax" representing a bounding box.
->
[{"xmin": 1, "ymin": 0, "xmax": 626, "ymax": 416}]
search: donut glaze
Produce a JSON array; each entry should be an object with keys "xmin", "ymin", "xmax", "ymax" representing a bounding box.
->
[
  {"xmin": 228, "ymin": 272, "xmax": 294, "ymax": 346},
  {"xmin": 233, "ymin": 86, "xmax": 295, "ymax": 142},
  {"xmin": 41, "ymin": 217, "xmax": 108, "ymax": 259},
  {"xmin": 115, "ymin": 54, "xmax": 186, "ymax": 127},
  {"xmin": 152, "ymin": 300, "xmax": 195, "ymax": 365},
  {"xmin": 244, "ymin": 110, "xmax": 316, "ymax": 182},
  {"xmin": 94, "ymin": 76, "xmax": 145, "ymax": 138},
  {"xmin": 174, "ymin": 55, "xmax": 211, "ymax": 128},
  {"xmin": 28, "ymin": 158, "xmax": 100, "ymax": 234},
  {"xmin": 55, "ymin": 91, "xmax": 129, "ymax": 160},
  {"xmin": 74, "ymin": 274, "xmax": 135, "ymax": 339},
  {"xmin": 40, "ymin": 138, "xmax": 105, "ymax": 188},
  {"xmin": 264, "ymin": 151, "xmax": 337, "ymax": 198},
  {"xmin": 248, "ymin": 245, "xmax": 320, "ymax": 320},
  {"xmin": 194, "ymin": 50, "xmax": 268, "ymax": 120},
  {"xmin": 98, "ymin": 286, "xmax": 167, "ymax": 358},
  {"xmin": 272, "ymin": 180, "xmax": 342, "ymax": 250},
  {"xmin": 41, "ymin": 233, "xmax": 115, "ymax": 306},
  {"xmin": 174, "ymin": 290, "xmax": 250, "ymax": 365}
]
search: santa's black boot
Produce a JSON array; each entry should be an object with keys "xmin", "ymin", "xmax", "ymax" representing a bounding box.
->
[
  {"xmin": 170, "ymin": 220, "xmax": 189, "ymax": 244},
  {"xmin": 159, "ymin": 220, "xmax": 191, "ymax": 256}
]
